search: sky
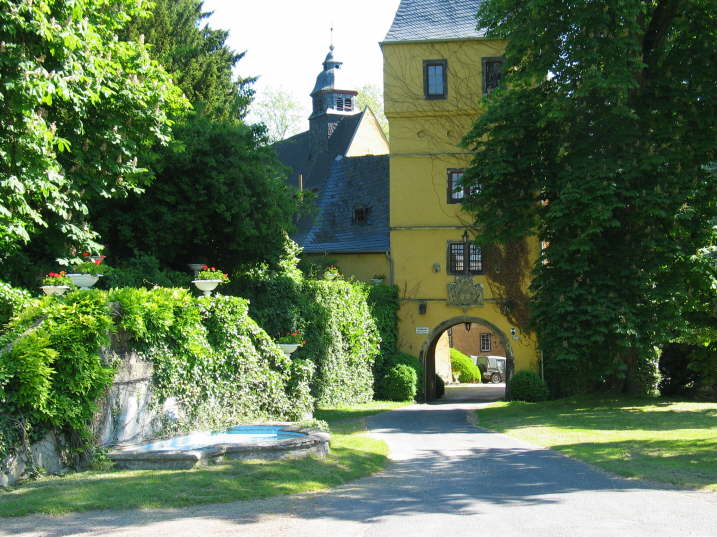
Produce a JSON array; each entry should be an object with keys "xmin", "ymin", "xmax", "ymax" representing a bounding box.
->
[{"xmin": 201, "ymin": 0, "xmax": 401, "ymax": 129}]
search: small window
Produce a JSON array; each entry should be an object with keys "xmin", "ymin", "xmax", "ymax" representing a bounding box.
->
[
  {"xmin": 336, "ymin": 97, "xmax": 344, "ymax": 111},
  {"xmin": 423, "ymin": 59, "xmax": 447, "ymax": 99},
  {"xmin": 482, "ymin": 57, "xmax": 505, "ymax": 95},
  {"xmin": 447, "ymin": 169, "xmax": 481, "ymax": 204},
  {"xmin": 353, "ymin": 206, "xmax": 370, "ymax": 225},
  {"xmin": 448, "ymin": 241, "xmax": 483, "ymax": 275},
  {"xmin": 480, "ymin": 333, "xmax": 492, "ymax": 352},
  {"xmin": 344, "ymin": 97, "xmax": 352, "ymax": 112}
]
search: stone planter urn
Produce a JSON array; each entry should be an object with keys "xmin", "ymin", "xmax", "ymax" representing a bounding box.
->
[
  {"xmin": 67, "ymin": 273, "xmax": 101, "ymax": 290},
  {"xmin": 40, "ymin": 285, "xmax": 70, "ymax": 296},
  {"xmin": 278, "ymin": 343, "xmax": 302, "ymax": 357},
  {"xmin": 192, "ymin": 279, "xmax": 222, "ymax": 297},
  {"xmin": 188, "ymin": 263, "xmax": 204, "ymax": 277}
]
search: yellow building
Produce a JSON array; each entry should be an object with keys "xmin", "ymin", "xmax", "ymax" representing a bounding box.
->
[{"xmin": 382, "ymin": 0, "xmax": 540, "ymax": 399}]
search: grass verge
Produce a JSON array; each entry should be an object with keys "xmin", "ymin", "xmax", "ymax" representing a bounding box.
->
[
  {"xmin": 476, "ymin": 396, "xmax": 717, "ymax": 491},
  {"xmin": 0, "ymin": 400, "xmax": 407, "ymax": 517}
]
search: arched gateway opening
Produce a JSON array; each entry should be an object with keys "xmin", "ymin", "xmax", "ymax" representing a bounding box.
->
[{"xmin": 419, "ymin": 316, "xmax": 515, "ymax": 402}]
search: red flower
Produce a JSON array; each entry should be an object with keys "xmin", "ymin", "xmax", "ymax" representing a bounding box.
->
[
  {"xmin": 93, "ymin": 259, "xmax": 102, "ymax": 265},
  {"xmin": 202, "ymin": 265, "xmax": 208, "ymax": 269},
  {"xmin": 60, "ymin": 271, "xmax": 66, "ymax": 275},
  {"xmin": 302, "ymin": 340, "xmax": 307, "ymax": 345},
  {"xmin": 223, "ymin": 273, "xmax": 228, "ymax": 278},
  {"xmin": 82, "ymin": 252, "xmax": 90, "ymax": 257},
  {"xmin": 211, "ymin": 266, "xmax": 216, "ymax": 271},
  {"xmin": 291, "ymin": 331, "xmax": 298, "ymax": 337}
]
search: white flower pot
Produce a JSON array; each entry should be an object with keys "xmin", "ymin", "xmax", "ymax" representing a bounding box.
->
[
  {"xmin": 278, "ymin": 343, "xmax": 301, "ymax": 357},
  {"xmin": 40, "ymin": 285, "xmax": 70, "ymax": 296},
  {"xmin": 67, "ymin": 273, "xmax": 101, "ymax": 290},
  {"xmin": 370, "ymin": 278, "xmax": 385, "ymax": 285},
  {"xmin": 192, "ymin": 279, "xmax": 222, "ymax": 296}
]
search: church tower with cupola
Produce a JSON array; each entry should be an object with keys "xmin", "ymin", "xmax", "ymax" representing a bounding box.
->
[{"xmin": 309, "ymin": 45, "xmax": 360, "ymax": 153}]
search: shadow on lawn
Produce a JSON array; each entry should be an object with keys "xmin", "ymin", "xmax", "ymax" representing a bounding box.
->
[{"xmin": 0, "ymin": 404, "xmax": 694, "ymax": 536}]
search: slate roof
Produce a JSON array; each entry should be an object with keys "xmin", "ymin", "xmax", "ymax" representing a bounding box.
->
[
  {"xmin": 300, "ymin": 155, "xmax": 389, "ymax": 253},
  {"xmin": 273, "ymin": 111, "xmax": 390, "ymax": 253},
  {"xmin": 383, "ymin": 0, "xmax": 486, "ymax": 43}
]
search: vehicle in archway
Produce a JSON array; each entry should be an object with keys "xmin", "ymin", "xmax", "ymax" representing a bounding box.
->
[{"xmin": 476, "ymin": 355, "xmax": 506, "ymax": 383}]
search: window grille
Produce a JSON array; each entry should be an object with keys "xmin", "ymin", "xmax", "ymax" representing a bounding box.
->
[
  {"xmin": 447, "ymin": 169, "xmax": 481, "ymax": 204},
  {"xmin": 480, "ymin": 333, "xmax": 492, "ymax": 352},
  {"xmin": 448, "ymin": 241, "xmax": 483, "ymax": 275}
]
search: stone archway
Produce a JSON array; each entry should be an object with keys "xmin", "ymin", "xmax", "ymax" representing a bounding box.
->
[{"xmin": 418, "ymin": 315, "xmax": 515, "ymax": 402}]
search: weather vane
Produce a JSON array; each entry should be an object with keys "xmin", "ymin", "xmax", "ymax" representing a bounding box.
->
[{"xmin": 330, "ymin": 25, "xmax": 334, "ymax": 50}]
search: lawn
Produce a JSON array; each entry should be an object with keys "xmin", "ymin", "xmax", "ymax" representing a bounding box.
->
[
  {"xmin": 476, "ymin": 396, "xmax": 717, "ymax": 491},
  {"xmin": 0, "ymin": 400, "xmax": 408, "ymax": 517}
]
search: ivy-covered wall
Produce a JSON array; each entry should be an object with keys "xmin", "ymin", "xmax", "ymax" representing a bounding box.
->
[
  {"xmin": 229, "ymin": 275, "xmax": 384, "ymax": 406},
  {"xmin": 0, "ymin": 287, "xmax": 313, "ymax": 475}
]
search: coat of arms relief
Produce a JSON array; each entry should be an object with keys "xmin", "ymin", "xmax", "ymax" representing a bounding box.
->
[{"xmin": 447, "ymin": 275, "xmax": 484, "ymax": 310}]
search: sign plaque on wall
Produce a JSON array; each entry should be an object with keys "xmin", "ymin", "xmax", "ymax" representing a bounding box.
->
[{"xmin": 415, "ymin": 327, "xmax": 430, "ymax": 334}]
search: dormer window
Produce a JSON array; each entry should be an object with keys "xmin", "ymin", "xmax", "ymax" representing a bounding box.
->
[
  {"xmin": 336, "ymin": 97, "xmax": 344, "ymax": 111},
  {"xmin": 352, "ymin": 206, "xmax": 370, "ymax": 225}
]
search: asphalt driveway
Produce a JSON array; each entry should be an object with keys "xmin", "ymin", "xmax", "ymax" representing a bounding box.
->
[{"xmin": 2, "ymin": 403, "xmax": 716, "ymax": 537}]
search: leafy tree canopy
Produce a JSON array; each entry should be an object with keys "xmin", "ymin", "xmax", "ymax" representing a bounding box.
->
[
  {"xmin": 93, "ymin": 113, "xmax": 304, "ymax": 270},
  {"xmin": 0, "ymin": 0, "xmax": 188, "ymax": 258},
  {"xmin": 125, "ymin": 0, "xmax": 254, "ymax": 121},
  {"xmin": 462, "ymin": 0, "xmax": 717, "ymax": 395}
]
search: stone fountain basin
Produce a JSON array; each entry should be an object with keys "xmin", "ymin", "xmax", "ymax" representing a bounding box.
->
[{"xmin": 108, "ymin": 424, "xmax": 329, "ymax": 470}]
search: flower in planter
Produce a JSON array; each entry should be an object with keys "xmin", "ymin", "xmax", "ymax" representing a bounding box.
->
[
  {"xmin": 70, "ymin": 261, "xmax": 110, "ymax": 275},
  {"xmin": 323, "ymin": 265, "xmax": 340, "ymax": 280},
  {"xmin": 278, "ymin": 330, "xmax": 305, "ymax": 344},
  {"xmin": 42, "ymin": 271, "xmax": 75, "ymax": 287},
  {"xmin": 196, "ymin": 265, "xmax": 230, "ymax": 283}
]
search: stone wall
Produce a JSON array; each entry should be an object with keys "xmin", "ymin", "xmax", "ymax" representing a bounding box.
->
[{"xmin": 1, "ymin": 351, "xmax": 176, "ymax": 488}]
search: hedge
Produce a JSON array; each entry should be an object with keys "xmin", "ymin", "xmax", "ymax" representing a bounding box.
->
[
  {"xmin": 0, "ymin": 281, "xmax": 33, "ymax": 327},
  {"xmin": 450, "ymin": 348, "xmax": 482, "ymax": 383},
  {"xmin": 0, "ymin": 288, "xmax": 313, "ymax": 467},
  {"xmin": 508, "ymin": 370, "xmax": 549, "ymax": 402},
  {"xmin": 381, "ymin": 364, "xmax": 417, "ymax": 401},
  {"xmin": 376, "ymin": 352, "xmax": 422, "ymax": 401},
  {"xmin": 229, "ymin": 274, "xmax": 381, "ymax": 406}
]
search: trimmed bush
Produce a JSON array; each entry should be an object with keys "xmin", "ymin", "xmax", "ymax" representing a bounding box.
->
[
  {"xmin": 377, "ymin": 352, "xmax": 422, "ymax": 401},
  {"xmin": 509, "ymin": 370, "xmax": 549, "ymax": 402},
  {"xmin": 381, "ymin": 364, "xmax": 417, "ymax": 401},
  {"xmin": 450, "ymin": 348, "xmax": 482, "ymax": 383},
  {"xmin": 435, "ymin": 374, "xmax": 445, "ymax": 399},
  {"xmin": 367, "ymin": 284, "xmax": 399, "ymax": 392}
]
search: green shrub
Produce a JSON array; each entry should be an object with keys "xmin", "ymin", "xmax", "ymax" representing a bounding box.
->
[
  {"xmin": 381, "ymin": 364, "xmax": 417, "ymax": 401},
  {"xmin": 0, "ymin": 281, "xmax": 33, "ymax": 328},
  {"xmin": 367, "ymin": 285, "xmax": 399, "ymax": 378},
  {"xmin": 435, "ymin": 374, "xmax": 445, "ymax": 399},
  {"xmin": 0, "ymin": 288, "xmax": 316, "ymax": 468},
  {"xmin": 450, "ymin": 348, "xmax": 482, "ymax": 383},
  {"xmin": 229, "ymin": 273, "xmax": 380, "ymax": 407},
  {"xmin": 509, "ymin": 370, "xmax": 549, "ymax": 402},
  {"xmin": 101, "ymin": 255, "xmax": 192, "ymax": 289},
  {"xmin": 376, "ymin": 352, "xmax": 422, "ymax": 401}
]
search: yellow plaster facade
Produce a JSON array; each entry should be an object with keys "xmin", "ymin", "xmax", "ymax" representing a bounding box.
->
[
  {"xmin": 304, "ymin": 252, "xmax": 389, "ymax": 283},
  {"xmin": 382, "ymin": 38, "xmax": 540, "ymax": 395}
]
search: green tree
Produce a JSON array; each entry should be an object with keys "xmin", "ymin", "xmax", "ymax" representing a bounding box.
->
[
  {"xmin": 251, "ymin": 87, "xmax": 306, "ymax": 143},
  {"xmin": 462, "ymin": 1, "xmax": 717, "ymax": 395},
  {"xmin": 356, "ymin": 84, "xmax": 388, "ymax": 137},
  {"xmin": 125, "ymin": 0, "xmax": 254, "ymax": 121},
  {"xmin": 0, "ymin": 0, "xmax": 188, "ymax": 257},
  {"xmin": 94, "ymin": 114, "xmax": 303, "ymax": 270}
]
